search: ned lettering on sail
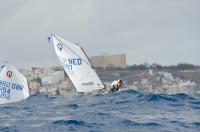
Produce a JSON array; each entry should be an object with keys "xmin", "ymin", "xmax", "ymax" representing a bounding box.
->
[
  {"xmin": 68, "ymin": 58, "xmax": 82, "ymax": 65},
  {"xmin": 60, "ymin": 58, "xmax": 82, "ymax": 71}
]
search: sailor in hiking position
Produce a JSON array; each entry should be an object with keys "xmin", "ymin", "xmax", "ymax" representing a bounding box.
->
[{"xmin": 109, "ymin": 79, "xmax": 123, "ymax": 93}]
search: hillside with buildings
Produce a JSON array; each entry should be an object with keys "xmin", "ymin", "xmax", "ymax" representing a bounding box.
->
[{"xmin": 19, "ymin": 53, "xmax": 200, "ymax": 95}]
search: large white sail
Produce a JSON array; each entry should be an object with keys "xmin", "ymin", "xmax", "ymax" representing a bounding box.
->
[
  {"xmin": 51, "ymin": 34, "xmax": 104, "ymax": 93},
  {"xmin": 0, "ymin": 64, "xmax": 30, "ymax": 104}
]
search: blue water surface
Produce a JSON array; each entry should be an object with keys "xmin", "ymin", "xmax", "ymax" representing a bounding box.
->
[{"xmin": 0, "ymin": 90, "xmax": 200, "ymax": 132}]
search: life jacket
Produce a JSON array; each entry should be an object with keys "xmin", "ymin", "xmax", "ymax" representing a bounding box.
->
[{"xmin": 111, "ymin": 80, "xmax": 121, "ymax": 87}]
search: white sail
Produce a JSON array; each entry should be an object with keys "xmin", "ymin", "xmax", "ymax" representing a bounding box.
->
[
  {"xmin": 0, "ymin": 64, "xmax": 30, "ymax": 104},
  {"xmin": 51, "ymin": 34, "xmax": 104, "ymax": 93}
]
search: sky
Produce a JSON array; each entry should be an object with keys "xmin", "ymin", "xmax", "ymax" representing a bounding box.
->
[{"xmin": 0, "ymin": 0, "xmax": 200, "ymax": 68}]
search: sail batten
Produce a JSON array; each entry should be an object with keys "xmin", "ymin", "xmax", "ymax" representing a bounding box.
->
[{"xmin": 51, "ymin": 34, "xmax": 104, "ymax": 92}]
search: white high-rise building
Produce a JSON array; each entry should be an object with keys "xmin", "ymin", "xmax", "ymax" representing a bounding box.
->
[{"xmin": 90, "ymin": 54, "xmax": 126, "ymax": 69}]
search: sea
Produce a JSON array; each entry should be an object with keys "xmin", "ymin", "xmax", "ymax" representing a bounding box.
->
[{"xmin": 0, "ymin": 90, "xmax": 199, "ymax": 132}]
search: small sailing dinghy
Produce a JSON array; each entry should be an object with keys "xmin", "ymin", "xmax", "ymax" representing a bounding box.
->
[
  {"xmin": 0, "ymin": 64, "xmax": 30, "ymax": 104},
  {"xmin": 51, "ymin": 34, "xmax": 105, "ymax": 93}
]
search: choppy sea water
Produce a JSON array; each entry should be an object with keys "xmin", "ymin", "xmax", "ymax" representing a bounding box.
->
[{"xmin": 0, "ymin": 90, "xmax": 200, "ymax": 132}]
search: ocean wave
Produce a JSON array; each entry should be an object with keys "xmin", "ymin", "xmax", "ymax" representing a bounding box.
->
[
  {"xmin": 0, "ymin": 89, "xmax": 200, "ymax": 132},
  {"xmin": 52, "ymin": 120, "xmax": 91, "ymax": 126},
  {"xmin": 144, "ymin": 94, "xmax": 178, "ymax": 102},
  {"xmin": 0, "ymin": 127, "xmax": 10, "ymax": 132},
  {"xmin": 191, "ymin": 122, "xmax": 200, "ymax": 126},
  {"xmin": 120, "ymin": 119, "xmax": 162, "ymax": 127},
  {"xmin": 65, "ymin": 104, "xmax": 79, "ymax": 109}
]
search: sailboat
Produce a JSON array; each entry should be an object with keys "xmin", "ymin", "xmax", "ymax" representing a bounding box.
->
[
  {"xmin": 51, "ymin": 34, "xmax": 105, "ymax": 93},
  {"xmin": 0, "ymin": 64, "xmax": 30, "ymax": 104}
]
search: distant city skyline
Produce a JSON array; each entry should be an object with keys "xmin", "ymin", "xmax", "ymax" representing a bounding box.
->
[{"xmin": 0, "ymin": 0, "xmax": 200, "ymax": 68}]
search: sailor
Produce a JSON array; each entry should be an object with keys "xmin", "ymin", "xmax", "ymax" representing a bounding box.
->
[
  {"xmin": 55, "ymin": 88, "xmax": 61, "ymax": 96},
  {"xmin": 109, "ymin": 79, "xmax": 123, "ymax": 93}
]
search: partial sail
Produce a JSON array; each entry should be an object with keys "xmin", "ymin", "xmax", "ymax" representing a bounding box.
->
[
  {"xmin": 51, "ymin": 34, "xmax": 104, "ymax": 93},
  {"xmin": 0, "ymin": 64, "xmax": 30, "ymax": 104}
]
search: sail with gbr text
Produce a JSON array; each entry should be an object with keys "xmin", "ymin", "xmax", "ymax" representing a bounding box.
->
[
  {"xmin": 0, "ymin": 64, "xmax": 30, "ymax": 104},
  {"xmin": 51, "ymin": 34, "xmax": 105, "ymax": 93}
]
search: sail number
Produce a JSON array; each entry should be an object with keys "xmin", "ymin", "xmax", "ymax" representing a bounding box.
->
[
  {"xmin": 0, "ymin": 87, "xmax": 10, "ymax": 100},
  {"xmin": 0, "ymin": 80, "xmax": 23, "ymax": 100}
]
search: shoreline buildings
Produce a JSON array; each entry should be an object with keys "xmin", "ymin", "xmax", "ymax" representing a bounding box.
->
[{"xmin": 19, "ymin": 53, "xmax": 200, "ymax": 95}]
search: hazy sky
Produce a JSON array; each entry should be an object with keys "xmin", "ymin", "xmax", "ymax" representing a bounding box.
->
[{"xmin": 0, "ymin": 0, "xmax": 200, "ymax": 68}]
